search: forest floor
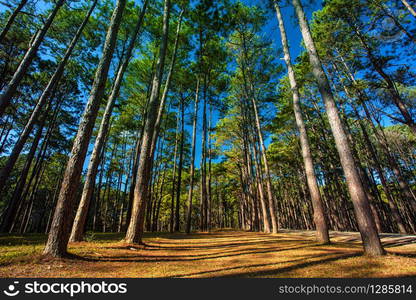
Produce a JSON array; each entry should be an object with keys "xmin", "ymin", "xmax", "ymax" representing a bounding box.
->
[{"xmin": 0, "ymin": 229, "xmax": 415, "ymax": 278}]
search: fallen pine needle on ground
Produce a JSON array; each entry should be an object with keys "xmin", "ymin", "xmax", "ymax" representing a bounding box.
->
[{"xmin": 0, "ymin": 230, "xmax": 415, "ymax": 278}]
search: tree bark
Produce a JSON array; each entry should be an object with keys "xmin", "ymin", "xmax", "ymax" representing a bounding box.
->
[
  {"xmin": 249, "ymin": 94, "xmax": 279, "ymax": 233},
  {"xmin": 338, "ymin": 54, "xmax": 416, "ymax": 215},
  {"xmin": 43, "ymin": 0, "xmax": 127, "ymax": 257},
  {"xmin": 69, "ymin": 0, "xmax": 148, "ymax": 242},
  {"xmin": 292, "ymin": 0, "xmax": 385, "ymax": 255},
  {"xmin": 125, "ymin": 0, "xmax": 171, "ymax": 244},
  {"xmin": 338, "ymin": 74, "xmax": 408, "ymax": 234},
  {"xmin": 274, "ymin": 0, "xmax": 329, "ymax": 243},
  {"xmin": 185, "ymin": 79, "xmax": 199, "ymax": 234},
  {"xmin": 170, "ymin": 113, "xmax": 179, "ymax": 233},
  {"xmin": 0, "ymin": 0, "xmax": 97, "ymax": 197},
  {"xmin": 0, "ymin": 0, "xmax": 66, "ymax": 117},
  {"xmin": 0, "ymin": 0, "xmax": 28, "ymax": 43},
  {"xmin": 207, "ymin": 102, "xmax": 213, "ymax": 231},
  {"xmin": 238, "ymin": 30, "xmax": 277, "ymax": 233},
  {"xmin": 349, "ymin": 20, "xmax": 416, "ymax": 134},
  {"xmin": 0, "ymin": 95, "xmax": 62, "ymax": 232},
  {"xmin": 175, "ymin": 94, "xmax": 185, "ymax": 232},
  {"xmin": 250, "ymin": 138, "xmax": 271, "ymax": 233},
  {"xmin": 401, "ymin": 0, "xmax": 416, "ymax": 18},
  {"xmin": 9, "ymin": 93, "xmax": 62, "ymax": 233},
  {"xmin": 150, "ymin": 9, "xmax": 184, "ymax": 157},
  {"xmin": 0, "ymin": 121, "xmax": 44, "ymax": 232}
]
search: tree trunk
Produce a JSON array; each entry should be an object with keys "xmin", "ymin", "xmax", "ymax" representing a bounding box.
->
[
  {"xmin": 350, "ymin": 21, "xmax": 416, "ymax": 134},
  {"xmin": 274, "ymin": 0, "xmax": 329, "ymax": 243},
  {"xmin": 207, "ymin": 102, "xmax": 213, "ymax": 231},
  {"xmin": 153, "ymin": 166, "xmax": 167, "ymax": 231},
  {"xmin": 10, "ymin": 97, "xmax": 61, "ymax": 233},
  {"xmin": 0, "ymin": 0, "xmax": 97, "ymax": 197},
  {"xmin": 93, "ymin": 149, "xmax": 107, "ymax": 232},
  {"xmin": 338, "ymin": 76, "xmax": 408, "ymax": 234},
  {"xmin": 250, "ymin": 139, "xmax": 271, "ymax": 233},
  {"xmin": 150, "ymin": 9, "xmax": 184, "ymax": 157},
  {"xmin": 401, "ymin": 0, "xmax": 416, "ymax": 18},
  {"xmin": 69, "ymin": 0, "xmax": 147, "ymax": 242},
  {"xmin": 185, "ymin": 79, "xmax": 199, "ymax": 234},
  {"xmin": 118, "ymin": 140, "xmax": 135, "ymax": 232},
  {"xmin": 0, "ymin": 0, "xmax": 28, "ymax": 43},
  {"xmin": 0, "ymin": 121, "xmax": 44, "ymax": 232},
  {"xmin": 170, "ymin": 113, "xmax": 179, "ymax": 233},
  {"xmin": 239, "ymin": 31, "xmax": 278, "ymax": 233},
  {"xmin": 292, "ymin": 0, "xmax": 384, "ymax": 256},
  {"xmin": 43, "ymin": 0, "xmax": 127, "ymax": 257},
  {"xmin": 338, "ymin": 54, "xmax": 416, "ymax": 217},
  {"xmin": 175, "ymin": 94, "xmax": 185, "ymax": 232},
  {"xmin": 0, "ymin": 95, "xmax": 62, "ymax": 232},
  {"xmin": 125, "ymin": 133, "xmax": 143, "ymax": 230},
  {"xmin": 200, "ymin": 76, "xmax": 209, "ymax": 232},
  {"xmin": 249, "ymin": 93, "xmax": 278, "ymax": 233},
  {"xmin": 125, "ymin": 0, "xmax": 171, "ymax": 244},
  {"xmin": 0, "ymin": 0, "xmax": 66, "ymax": 117}
]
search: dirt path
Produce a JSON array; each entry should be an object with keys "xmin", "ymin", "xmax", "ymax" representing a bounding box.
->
[{"xmin": 0, "ymin": 230, "xmax": 415, "ymax": 278}]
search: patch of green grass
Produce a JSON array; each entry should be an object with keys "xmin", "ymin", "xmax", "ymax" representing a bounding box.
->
[{"xmin": 0, "ymin": 233, "xmax": 46, "ymax": 246}]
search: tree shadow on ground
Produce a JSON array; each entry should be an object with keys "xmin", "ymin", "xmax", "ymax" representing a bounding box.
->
[
  {"xmin": 164, "ymin": 253, "xmax": 344, "ymax": 278},
  {"xmin": 171, "ymin": 253, "xmax": 361, "ymax": 278},
  {"xmin": 79, "ymin": 243, "xmax": 318, "ymax": 264},
  {"xmin": 2, "ymin": 230, "xmax": 416, "ymax": 278},
  {"xmin": 387, "ymin": 251, "xmax": 416, "ymax": 258}
]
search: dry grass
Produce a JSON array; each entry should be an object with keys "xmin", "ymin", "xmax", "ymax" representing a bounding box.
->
[{"xmin": 0, "ymin": 230, "xmax": 415, "ymax": 278}]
